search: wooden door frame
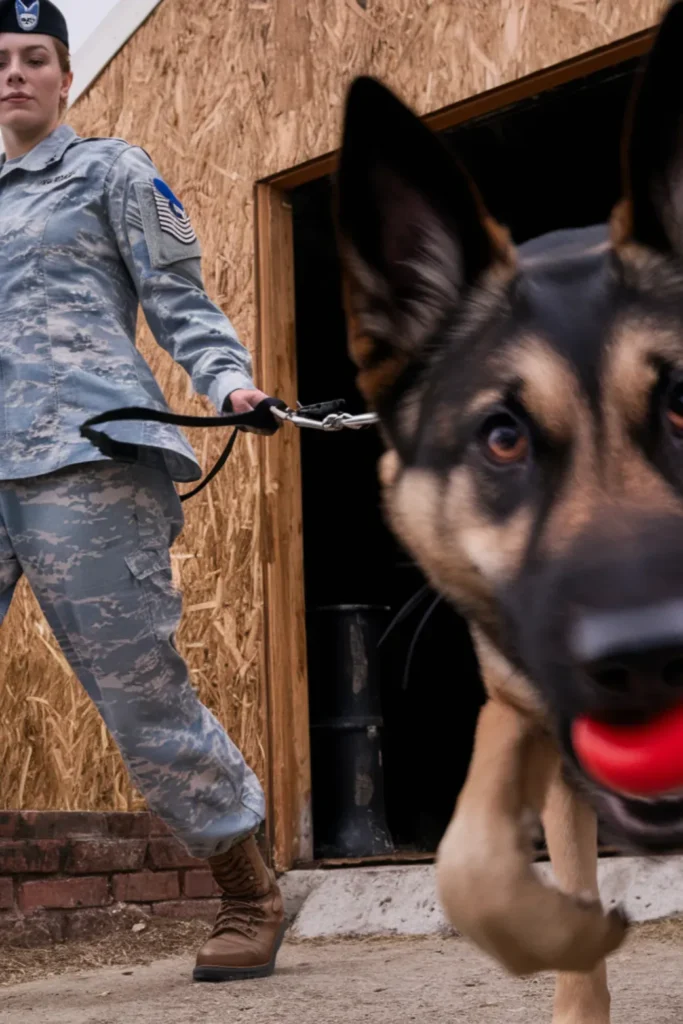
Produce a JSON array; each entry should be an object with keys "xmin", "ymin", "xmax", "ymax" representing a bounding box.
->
[{"xmin": 254, "ymin": 27, "xmax": 654, "ymax": 873}]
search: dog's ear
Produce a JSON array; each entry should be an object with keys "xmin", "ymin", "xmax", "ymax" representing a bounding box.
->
[
  {"xmin": 615, "ymin": 1, "xmax": 683, "ymax": 254},
  {"xmin": 337, "ymin": 77, "xmax": 512, "ymax": 407}
]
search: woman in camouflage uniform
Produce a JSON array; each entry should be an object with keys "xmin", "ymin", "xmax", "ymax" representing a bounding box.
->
[{"xmin": 0, "ymin": 0, "xmax": 284, "ymax": 982}]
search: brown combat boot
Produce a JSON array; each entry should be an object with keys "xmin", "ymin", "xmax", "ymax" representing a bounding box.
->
[{"xmin": 193, "ymin": 835, "xmax": 286, "ymax": 982}]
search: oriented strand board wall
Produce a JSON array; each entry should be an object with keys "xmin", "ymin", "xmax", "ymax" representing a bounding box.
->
[{"xmin": 0, "ymin": 0, "xmax": 664, "ymax": 811}]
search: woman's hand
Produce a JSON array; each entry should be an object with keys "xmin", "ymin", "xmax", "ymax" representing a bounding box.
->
[
  {"xmin": 227, "ymin": 388, "xmax": 269, "ymax": 415},
  {"xmin": 224, "ymin": 388, "xmax": 281, "ymax": 434}
]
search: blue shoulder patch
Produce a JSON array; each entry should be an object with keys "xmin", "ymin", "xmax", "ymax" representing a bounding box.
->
[{"xmin": 152, "ymin": 177, "xmax": 197, "ymax": 247}]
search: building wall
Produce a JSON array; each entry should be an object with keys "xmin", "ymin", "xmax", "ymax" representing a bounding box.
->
[{"xmin": 0, "ymin": 0, "xmax": 664, "ymax": 812}]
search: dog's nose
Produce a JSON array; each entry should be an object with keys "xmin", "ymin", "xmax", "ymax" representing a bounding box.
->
[
  {"xmin": 570, "ymin": 599, "xmax": 683, "ymax": 699},
  {"xmin": 582, "ymin": 647, "xmax": 683, "ymax": 698}
]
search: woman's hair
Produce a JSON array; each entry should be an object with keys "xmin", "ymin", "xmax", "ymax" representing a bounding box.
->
[{"xmin": 54, "ymin": 38, "xmax": 71, "ymax": 115}]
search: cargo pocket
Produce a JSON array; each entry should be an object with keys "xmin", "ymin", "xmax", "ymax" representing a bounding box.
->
[{"xmin": 125, "ymin": 548, "xmax": 183, "ymax": 643}]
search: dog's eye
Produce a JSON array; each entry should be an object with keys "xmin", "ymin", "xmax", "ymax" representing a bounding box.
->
[
  {"xmin": 482, "ymin": 414, "xmax": 528, "ymax": 465},
  {"xmin": 667, "ymin": 382, "xmax": 683, "ymax": 432}
]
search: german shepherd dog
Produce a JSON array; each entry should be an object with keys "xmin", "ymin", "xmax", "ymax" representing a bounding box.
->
[{"xmin": 337, "ymin": 3, "xmax": 683, "ymax": 1022}]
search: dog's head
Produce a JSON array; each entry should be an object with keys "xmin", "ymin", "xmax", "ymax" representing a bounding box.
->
[{"xmin": 337, "ymin": 2, "xmax": 683, "ymax": 851}]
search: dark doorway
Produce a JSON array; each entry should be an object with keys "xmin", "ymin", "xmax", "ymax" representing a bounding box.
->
[{"xmin": 290, "ymin": 56, "xmax": 640, "ymax": 859}]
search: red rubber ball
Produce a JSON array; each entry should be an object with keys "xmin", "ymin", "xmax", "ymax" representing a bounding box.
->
[{"xmin": 572, "ymin": 703, "xmax": 683, "ymax": 796}]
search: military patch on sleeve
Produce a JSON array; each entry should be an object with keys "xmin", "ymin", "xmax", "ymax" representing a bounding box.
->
[
  {"xmin": 152, "ymin": 178, "xmax": 198, "ymax": 246},
  {"xmin": 132, "ymin": 179, "xmax": 202, "ymax": 274}
]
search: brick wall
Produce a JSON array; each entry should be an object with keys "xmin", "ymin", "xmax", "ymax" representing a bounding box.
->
[{"xmin": 0, "ymin": 812, "xmax": 221, "ymax": 947}]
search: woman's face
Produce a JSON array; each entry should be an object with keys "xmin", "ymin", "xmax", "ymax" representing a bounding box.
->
[{"xmin": 0, "ymin": 34, "xmax": 71, "ymax": 134}]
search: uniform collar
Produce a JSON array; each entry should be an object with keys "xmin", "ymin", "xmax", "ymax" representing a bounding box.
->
[{"xmin": 0, "ymin": 124, "xmax": 78, "ymax": 179}]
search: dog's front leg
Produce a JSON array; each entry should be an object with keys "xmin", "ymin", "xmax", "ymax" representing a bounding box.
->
[
  {"xmin": 543, "ymin": 763, "xmax": 611, "ymax": 1024},
  {"xmin": 435, "ymin": 699, "xmax": 627, "ymax": 976}
]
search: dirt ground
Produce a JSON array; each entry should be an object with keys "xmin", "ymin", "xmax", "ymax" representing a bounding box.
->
[{"xmin": 1, "ymin": 921, "xmax": 683, "ymax": 1024}]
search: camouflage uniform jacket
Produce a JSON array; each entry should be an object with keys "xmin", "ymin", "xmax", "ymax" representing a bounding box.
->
[{"xmin": 0, "ymin": 124, "xmax": 255, "ymax": 482}]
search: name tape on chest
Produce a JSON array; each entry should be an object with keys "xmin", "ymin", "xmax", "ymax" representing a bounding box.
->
[
  {"xmin": 153, "ymin": 178, "xmax": 197, "ymax": 246},
  {"xmin": 37, "ymin": 171, "xmax": 77, "ymax": 187}
]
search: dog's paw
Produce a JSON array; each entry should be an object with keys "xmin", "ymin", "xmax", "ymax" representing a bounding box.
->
[
  {"xmin": 436, "ymin": 847, "xmax": 629, "ymax": 975},
  {"xmin": 517, "ymin": 890, "xmax": 628, "ymax": 974}
]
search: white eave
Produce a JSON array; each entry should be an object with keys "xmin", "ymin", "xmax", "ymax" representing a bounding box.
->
[{"xmin": 69, "ymin": 0, "xmax": 164, "ymax": 107}]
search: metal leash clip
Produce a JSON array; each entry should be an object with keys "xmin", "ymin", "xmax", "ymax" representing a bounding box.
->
[{"xmin": 271, "ymin": 399, "xmax": 379, "ymax": 432}]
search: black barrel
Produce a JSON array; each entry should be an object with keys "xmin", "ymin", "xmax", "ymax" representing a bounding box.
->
[{"xmin": 309, "ymin": 604, "xmax": 395, "ymax": 859}]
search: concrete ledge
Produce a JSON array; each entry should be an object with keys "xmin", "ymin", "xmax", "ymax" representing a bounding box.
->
[
  {"xmin": 596, "ymin": 855, "xmax": 683, "ymax": 922},
  {"xmin": 289, "ymin": 865, "xmax": 447, "ymax": 940},
  {"xmin": 279, "ymin": 870, "xmax": 325, "ymax": 924},
  {"xmin": 287, "ymin": 856, "xmax": 683, "ymax": 940}
]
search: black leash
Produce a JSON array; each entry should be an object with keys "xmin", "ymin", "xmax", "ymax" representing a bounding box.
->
[
  {"xmin": 80, "ymin": 398, "xmax": 286, "ymax": 502},
  {"xmin": 80, "ymin": 398, "xmax": 349, "ymax": 502}
]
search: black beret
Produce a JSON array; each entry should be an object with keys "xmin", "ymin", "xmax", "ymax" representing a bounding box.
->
[{"xmin": 0, "ymin": 1, "xmax": 69, "ymax": 50}]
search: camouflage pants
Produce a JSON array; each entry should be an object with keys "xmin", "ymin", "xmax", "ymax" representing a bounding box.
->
[{"xmin": 0, "ymin": 460, "xmax": 265, "ymax": 858}]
